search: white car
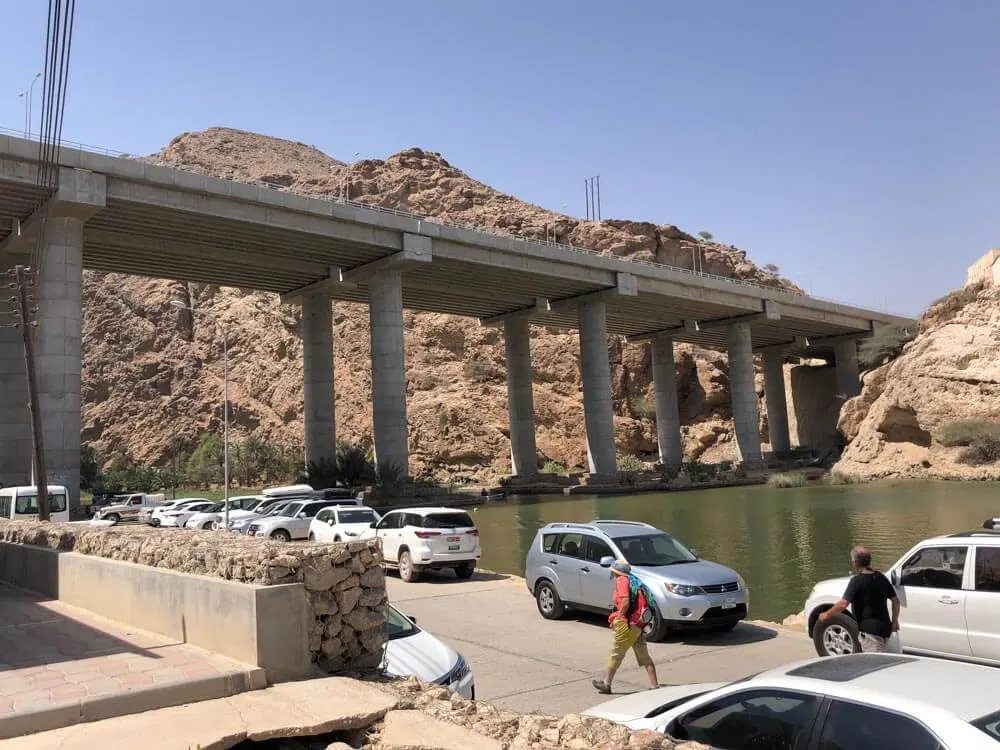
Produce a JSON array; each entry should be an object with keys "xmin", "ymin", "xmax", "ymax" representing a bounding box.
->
[
  {"xmin": 805, "ymin": 530, "xmax": 1000, "ymax": 664},
  {"xmin": 383, "ymin": 603, "xmax": 474, "ymax": 700},
  {"xmin": 374, "ymin": 507, "xmax": 481, "ymax": 583},
  {"xmin": 158, "ymin": 500, "xmax": 217, "ymax": 528},
  {"xmin": 148, "ymin": 498, "xmax": 209, "ymax": 527},
  {"xmin": 245, "ymin": 499, "xmax": 348, "ymax": 542},
  {"xmin": 184, "ymin": 496, "xmax": 265, "ymax": 530},
  {"xmin": 584, "ymin": 653, "xmax": 1000, "ymax": 749},
  {"xmin": 218, "ymin": 497, "xmax": 293, "ymax": 532},
  {"xmin": 308, "ymin": 506, "xmax": 381, "ymax": 543}
]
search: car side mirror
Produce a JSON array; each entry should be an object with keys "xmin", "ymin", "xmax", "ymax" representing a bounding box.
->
[
  {"xmin": 298, "ymin": 512, "xmax": 307, "ymax": 519},
  {"xmin": 370, "ymin": 521, "xmax": 377, "ymax": 528},
  {"xmin": 691, "ymin": 548, "xmax": 700, "ymax": 559},
  {"xmin": 599, "ymin": 556, "xmax": 615, "ymax": 568},
  {"xmin": 890, "ymin": 570, "xmax": 899, "ymax": 586},
  {"xmin": 327, "ymin": 518, "xmax": 335, "ymax": 525},
  {"xmin": 408, "ymin": 616, "xmax": 417, "ymax": 624}
]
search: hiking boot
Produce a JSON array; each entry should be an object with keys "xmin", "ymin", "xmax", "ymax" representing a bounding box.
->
[{"xmin": 592, "ymin": 679, "xmax": 612, "ymax": 694}]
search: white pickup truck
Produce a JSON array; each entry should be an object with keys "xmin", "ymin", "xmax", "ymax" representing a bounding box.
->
[{"xmin": 92, "ymin": 493, "xmax": 166, "ymax": 524}]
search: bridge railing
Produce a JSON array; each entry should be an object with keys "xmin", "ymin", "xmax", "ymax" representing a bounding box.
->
[{"xmin": 1, "ymin": 126, "xmax": 899, "ymax": 315}]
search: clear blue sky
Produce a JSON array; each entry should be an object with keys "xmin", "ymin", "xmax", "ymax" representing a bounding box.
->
[{"xmin": 3, "ymin": 0, "xmax": 998, "ymax": 317}]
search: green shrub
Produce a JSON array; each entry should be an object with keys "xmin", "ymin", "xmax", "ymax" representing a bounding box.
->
[
  {"xmin": 616, "ymin": 454, "xmax": 645, "ymax": 472},
  {"xmin": 718, "ymin": 460, "xmax": 733, "ymax": 472},
  {"xmin": 767, "ymin": 472, "xmax": 807, "ymax": 488},
  {"xmin": 656, "ymin": 464, "xmax": 680, "ymax": 483},
  {"xmin": 337, "ymin": 442, "xmax": 375, "ymax": 488},
  {"xmin": 938, "ymin": 419, "xmax": 1000, "ymax": 447},
  {"xmin": 956, "ymin": 435, "xmax": 1000, "ymax": 466},
  {"xmin": 826, "ymin": 470, "xmax": 861, "ymax": 485},
  {"xmin": 733, "ymin": 463, "xmax": 748, "ymax": 479},
  {"xmin": 463, "ymin": 359, "xmax": 503, "ymax": 383},
  {"xmin": 540, "ymin": 460, "xmax": 566, "ymax": 476},
  {"xmin": 858, "ymin": 323, "xmax": 916, "ymax": 371},
  {"xmin": 628, "ymin": 396, "xmax": 655, "ymax": 418},
  {"xmin": 684, "ymin": 459, "xmax": 718, "ymax": 483},
  {"xmin": 306, "ymin": 457, "xmax": 340, "ymax": 490}
]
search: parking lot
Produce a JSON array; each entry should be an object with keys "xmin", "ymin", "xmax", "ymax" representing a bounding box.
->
[{"xmin": 386, "ymin": 570, "xmax": 816, "ymax": 716}]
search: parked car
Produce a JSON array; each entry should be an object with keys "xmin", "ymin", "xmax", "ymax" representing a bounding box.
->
[
  {"xmin": 373, "ymin": 507, "xmax": 480, "ymax": 582},
  {"xmin": 158, "ymin": 501, "xmax": 218, "ymax": 528},
  {"xmin": 226, "ymin": 500, "xmax": 294, "ymax": 534},
  {"xmin": 524, "ymin": 520, "xmax": 748, "ymax": 640},
  {"xmin": 584, "ymin": 653, "xmax": 1000, "ymax": 749},
  {"xmin": 145, "ymin": 498, "xmax": 209, "ymax": 527},
  {"xmin": 308, "ymin": 505, "xmax": 381, "ymax": 543},
  {"xmin": 93, "ymin": 493, "xmax": 166, "ymax": 524},
  {"xmin": 184, "ymin": 496, "xmax": 265, "ymax": 530},
  {"xmin": 0, "ymin": 485, "xmax": 70, "ymax": 523},
  {"xmin": 805, "ymin": 529, "xmax": 1000, "ymax": 664},
  {"xmin": 245, "ymin": 499, "xmax": 350, "ymax": 541},
  {"xmin": 383, "ymin": 603, "xmax": 474, "ymax": 699}
]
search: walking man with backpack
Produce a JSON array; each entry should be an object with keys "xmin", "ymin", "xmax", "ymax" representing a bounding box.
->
[{"xmin": 593, "ymin": 560, "xmax": 660, "ymax": 694}]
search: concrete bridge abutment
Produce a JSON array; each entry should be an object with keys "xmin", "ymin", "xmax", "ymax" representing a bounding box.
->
[
  {"xmin": 727, "ymin": 321, "xmax": 762, "ymax": 464},
  {"xmin": 578, "ymin": 299, "xmax": 617, "ymax": 476},
  {"xmin": 762, "ymin": 350, "xmax": 791, "ymax": 455},
  {"xmin": 651, "ymin": 333, "xmax": 683, "ymax": 468},
  {"xmin": 503, "ymin": 317, "xmax": 538, "ymax": 477},
  {"xmin": 369, "ymin": 269, "xmax": 409, "ymax": 478},
  {"xmin": 301, "ymin": 294, "xmax": 336, "ymax": 467}
]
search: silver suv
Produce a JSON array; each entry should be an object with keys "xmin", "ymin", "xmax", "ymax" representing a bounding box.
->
[{"xmin": 524, "ymin": 520, "xmax": 749, "ymax": 640}]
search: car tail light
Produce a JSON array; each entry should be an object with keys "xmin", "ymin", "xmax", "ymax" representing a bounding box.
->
[
  {"xmin": 466, "ymin": 529, "xmax": 479, "ymax": 536},
  {"xmin": 414, "ymin": 531, "xmax": 441, "ymax": 539}
]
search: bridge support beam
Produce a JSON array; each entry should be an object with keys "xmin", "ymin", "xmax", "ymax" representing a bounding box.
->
[
  {"xmin": 727, "ymin": 321, "xmax": 762, "ymax": 463},
  {"xmin": 0, "ymin": 258, "xmax": 31, "ymax": 489},
  {"xmin": 834, "ymin": 340, "xmax": 861, "ymax": 399},
  {"xmin": 369, "ymin": 269, "xmax": 408, "ymax": 477},
  {"xmin": 578, "ymin": 299, "xmax": 617, "ymax": 476},
  {"xmin": 504, "ymin": 317, "xmax": 537, "ymax": 477},
  {"xmin": 651, "ymin": 333, "xmax": 683, "ymax": 468},
  {"xmin": 302, "ymin": 294, "xmax": 336, "ymax": 468},
  {"xmin": 762, "ymin": 350, "xmax": 791, "ymax": 455}
]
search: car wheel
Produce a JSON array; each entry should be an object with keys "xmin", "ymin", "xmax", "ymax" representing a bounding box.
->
[
  {"xmin": 646, "ymin": 606, "xmax": 671, "ymax": 643},
  {"xmin": 813, "ymin": 612, "xmax": 861, "ymax": 657},
  {"xmin": 106, "ymin": 513, "xmax": 120, "ymax": 525},
  {"xmin": 308, "ymin": 532, "xmax": 315, "ymax": 541},
  {"xmin": 270, "ymin": 529, "xmax": 292, "ymax": 543},
  {"xmin": 333, "ymin": 536, "xmax": 341, "ymax": 543},
  {"xmin": 398, "ymin": 551, "xmax": 420, "ymax": 583},
  {"xmin": 535, "ymin": 580, "xmax": 565, "ymax": 619},
  {"xmin": 202, "ymin": 521, "xmax": 214, "ymax": 530},
  {"xmin": 150, "ymin": 518, "xmax": 161, "ymax": 528},
  {"xmin": 454, "ymin": 562, "xmax": 475, "ymax": 580}
]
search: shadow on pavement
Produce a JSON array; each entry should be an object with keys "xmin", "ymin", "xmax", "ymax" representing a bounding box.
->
[
  {"xmin": 0, "ymin": 582, "xmax": 162, "ymax": 671},
  {"xmin": 566, "ymin": 609, "xmax": 778, "ymax": 646},
  {"xmin": 387, "ymin": 568, "xmax": 513, "ymax": 584}
]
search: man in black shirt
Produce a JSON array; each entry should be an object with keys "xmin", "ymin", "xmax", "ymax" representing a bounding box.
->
[{"xmin": 819, "ymin": 545, "xmax": 900, "ymax": 652}]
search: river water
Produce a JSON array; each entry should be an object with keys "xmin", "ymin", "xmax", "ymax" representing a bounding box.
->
[{"xmin": 472, "ymin": 481, "xmax": 999, "ymax": 622}]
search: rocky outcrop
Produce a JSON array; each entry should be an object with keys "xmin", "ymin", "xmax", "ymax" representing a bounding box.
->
[
  {"xmin": 0, "ymin": 520, "xmax": 385, "ymax": 670},
  {"xmin": 81, "ymin": 127, "xmax": 802, "ymax": 482},
  {"xmin": 835, "ymin": 283, "xmax": 1000, "ymax": 479}
]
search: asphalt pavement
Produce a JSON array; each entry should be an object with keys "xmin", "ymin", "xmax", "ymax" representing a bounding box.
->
[{"xmin": 386, "ymin": 570, "xmax": 816, "ymax": 716}]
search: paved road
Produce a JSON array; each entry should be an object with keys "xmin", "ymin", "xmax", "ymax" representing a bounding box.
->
[{"xmin": 386, "ymin": 570, "xmax": 815, "ymax": 716}]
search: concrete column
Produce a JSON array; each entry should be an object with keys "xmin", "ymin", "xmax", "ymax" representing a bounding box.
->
[
  {"xmin": 578, "ymin": 299, "xmax": 616, "ymax": 475},
  {"xmin": 762, "ymin": 350, "xmax": 791, "ymax": 455},
  {"xmin": 727, "ymin": 321, "xmax": 762, "ymax": 463},
  {"xmin": 368, "ymin": 269, "xmax": 408, "ymax": 476},
  {"xmin": 301, "ymin": 294, "xmax": 335, "ymax": 466},
  {"xmin": 834, "ymin": 340, "xmax": 861, "ymax": 399},
  {"xmin": 37, "ymin": 217, "xmax": 84, "ymax": 508},
  {"xmin": 0, "ymin": 261, "xmax": 31, "ymax": 489},
  {"xmin": 503, "ymin": 317, "xmax": 537, "ymax": 476},
  {"xmin": 651, "ymin": 333, "xmax": 683, "ymax": 467}
]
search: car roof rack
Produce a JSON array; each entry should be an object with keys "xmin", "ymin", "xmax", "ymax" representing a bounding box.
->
[
  {"xmin": 591, "ymin": 520, "xmax": 656, "ymax": 529},
  {"xmin": 946, "ymin": 530, "xmax": 1000, "ymax": 538}
]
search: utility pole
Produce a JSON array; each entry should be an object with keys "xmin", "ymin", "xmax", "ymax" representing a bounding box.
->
[
  {"xmin": 595, "ymin": 175, "xmax": 601, "ymax": 221},
  {"xmin": 14, "ymin": 266, "xmax": 49, "ymax": 520},
  {"xmin": 584, "ymin": 179, "xmax": 590, "ymax": 220}
]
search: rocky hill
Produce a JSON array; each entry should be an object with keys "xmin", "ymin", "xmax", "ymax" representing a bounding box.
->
[
  {"xmin": 81, "ymin": 127, "xmax": 798, "ymax": 482},
  {"xmin": 835, "ymin": 281, "xmax": 1000, "ymax": 480}
]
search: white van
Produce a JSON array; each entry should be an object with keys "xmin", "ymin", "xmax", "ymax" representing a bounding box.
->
[{"xmin": 0, "ymin": 485, "xmax": 71, "ymax": 523}]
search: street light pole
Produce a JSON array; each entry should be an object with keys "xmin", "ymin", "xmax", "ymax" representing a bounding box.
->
[{"xmin": 17, "ymin": 73, "xmax": 42, "ymax": 137}]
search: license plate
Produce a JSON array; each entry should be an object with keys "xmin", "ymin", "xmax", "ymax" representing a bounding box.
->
[
  {"xmin": 721, "ymin": 599, "xmax": 737, "ymax": 609},
  {"xmin": 447, "ymin": 536, "xmax": 460, "ymax": 542},
  {"xmin": 448, "ymin": 544, "xmax": 460, "ymax": 551}
]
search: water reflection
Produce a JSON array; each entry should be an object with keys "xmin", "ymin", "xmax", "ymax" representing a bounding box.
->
[{"xmin": 477, "ymin": 481, "xmax": 998, "ymax": 621}]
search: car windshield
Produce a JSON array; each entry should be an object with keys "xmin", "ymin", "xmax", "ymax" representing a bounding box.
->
[
  {"xmin": 14, "ymin": 492, "xmax": 68, "ymax": 514},
  {"xmin": 422, "ymin": 512, "xmax": 475, "ymax": 529},
  {"xmin": 385, "ymin": 605, "xmax": 419, "ymax": 640},
  {"xmin": 338, "ymin": 509, "xmax": 378, "ymax": 524},
  {"xmin": 280, "ymin": 503, "xmax": 302, "ymax": 518},
  {"xmin": 973, "ymin": 709, "xmax": 1000, "ymax": 740},
  {"xmin": 613, "ymin": 533, "xmax": 697, "ymax": 566}
]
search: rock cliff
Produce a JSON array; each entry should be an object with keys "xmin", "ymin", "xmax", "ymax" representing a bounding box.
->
[
  {"xmin": 82, "ymin": 127, "xmax": 798, "ymax": 481},
  {"xmin": 835, "ymin": 282, "xmax": 1000, "ymax": 479}
]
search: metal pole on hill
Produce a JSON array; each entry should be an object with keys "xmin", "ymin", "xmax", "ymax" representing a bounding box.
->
[{"xmin": 14, "ymin": 265, "xmax": 49, "ymax": 520}]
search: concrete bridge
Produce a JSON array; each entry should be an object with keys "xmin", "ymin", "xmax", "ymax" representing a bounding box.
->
[{"xmin": 0, "ymin": 133, "xmax": 904, "ymax": 503}]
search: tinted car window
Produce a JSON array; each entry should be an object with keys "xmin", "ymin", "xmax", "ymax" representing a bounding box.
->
[
  {"xmin": 421, "ymin": 512, "xmax": 475, "ymax": 529},
  {"xmin": 379, "ymin": 513, "xmax": 400, "ymax": 530},
  {"xmin": 557, "ymin": 533, "xmax": 584, "ymax": 559},
  {"xmin": 672, "ymin": 689, "xmax": 819, "ymax": 749},
  {"xmin": 542, "ymin": 534, "xmax": 559, "ymax": 554},
  {"xmin": 900, "ymin": 546, "xmax": 967, "ymax": 590},
  {"xmin": 15, "ymin": 492, "xmax": 67, "ymax": 514},
  {"xmin": 385, "ymin": 606, "xmax": 418, "ymax": 640},
  {"xmin": 338, "ymin": 509, "xmax": 377, "ymax": 524},
  {"xmin": 302, "ymin": 502, "xmax": 335, "ymax": 518},
  {"xmin": 975, "ymin": 547, "xmax": 1000, "ymax": 592},
  {"xmin": 316, "ymin": 509, "xmax": 333, "ymax": 523},
  {"xmin": 280, "ymin": 503, "xmax": 301, "ymax": 518},
  {"xmin": 614, "ymin": 533, "xmax": 697, "ymax": 566},
  {"xmin": 584, "ymin": 535, "xmax": 613, "ymax": 563},
  {"xmin": 817, "ymin": 700, "xmax": 942, "ymax": 750}
]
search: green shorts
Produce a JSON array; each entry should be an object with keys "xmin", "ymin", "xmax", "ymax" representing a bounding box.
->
[{"xmin": 607, "ymin": 618, "xmax": 652, "ymax": 669}]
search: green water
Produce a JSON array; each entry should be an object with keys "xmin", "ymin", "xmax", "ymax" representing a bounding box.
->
[{"xmin": 472, "ymin": 481, "xmax": 999, "ymax": 622}]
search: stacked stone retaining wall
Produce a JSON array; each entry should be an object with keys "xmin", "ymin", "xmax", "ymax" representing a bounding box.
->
[{"xmin": 0, "ymin": 520, "xmax": 386, "ymax": 672}]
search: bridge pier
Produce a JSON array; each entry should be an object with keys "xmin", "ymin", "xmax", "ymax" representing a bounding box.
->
[
  {"xmin": 762, "ymin": 350, "xmax": 791, "ymax": 455},
  {"xmin": 651, "ymin": 333, "xmax": 683, "ymax": 468},
  {"xmin": 578, "ymin": 299, "xmax": 617, "ymax": 476},
  {"xmin": 0, "ymin": 258, "xmax": 31, "ymax": 489},
  {"xmin": 834, "ymin": 340, "xmax": 861, "ymax": 399},
  {"xmin": 503, "ymin": 317, "xmax": 537, "ymax": 476},
  {"xmin": 301, "ymin": 294, "xmax": 336, "ymax": 467},
  {"xmin": 727, "ymin": 321, "xmax": 762, "ymax": 463},
  {"xmin": 369, "ymin": 269, "xmax": 409, "ymax": 477}
]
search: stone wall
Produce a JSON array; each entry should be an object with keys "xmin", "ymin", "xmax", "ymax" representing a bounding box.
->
[{"xmin": 0, "ymin": 520, "xmax": 386, "ymax": 672}]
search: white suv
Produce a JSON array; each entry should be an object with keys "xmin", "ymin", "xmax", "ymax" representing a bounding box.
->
[
  {"xmin": 373, "ymin": 507, "xmax": 480, "ymax": 582},
  {"xmin": 246, "ymin": 499, "xmax": 346, "ymax": 541},
  {"xmin": 805, "ymin": 530, "xmax": 1000, "ymax": 665}
]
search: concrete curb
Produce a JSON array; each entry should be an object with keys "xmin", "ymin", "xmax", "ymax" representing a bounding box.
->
[{"xmin": 0, "ymin": 667, "xmax": 267, "ymax": 741}]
